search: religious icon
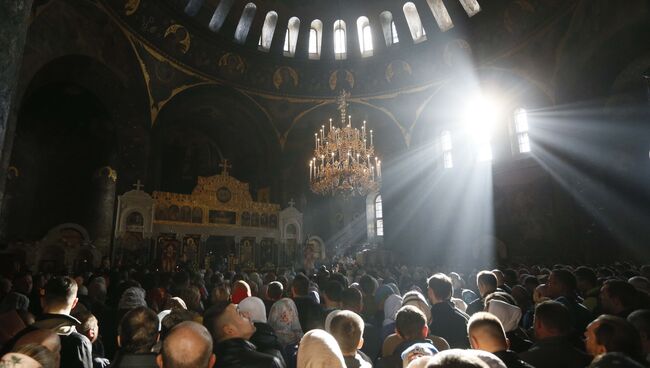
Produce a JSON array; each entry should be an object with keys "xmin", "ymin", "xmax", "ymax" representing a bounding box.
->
[
  {"xmin": 182, "ymin": 236, "xmax": 199, "ymax": 267},
  {"xmin": 217, "ymin": 187, "xmax": 232, "ymax": 203},
  {"xmin": 161, "ymin": 243, "xmax": 176, "ymax": 272}
]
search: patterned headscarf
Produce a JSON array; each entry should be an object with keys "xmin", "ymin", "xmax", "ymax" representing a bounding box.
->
[{"xmin": 269, "ymin": 298, "xmax": 303, "ymax": 346}]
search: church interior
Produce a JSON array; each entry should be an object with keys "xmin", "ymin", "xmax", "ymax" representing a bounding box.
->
[{"xmin": 1, "ymin": 0, "xmax": 650, "ymax": 274}]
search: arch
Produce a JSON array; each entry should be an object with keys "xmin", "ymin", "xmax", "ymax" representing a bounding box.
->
[
  {"xmin": 284, "ymin": 17, "xmax": 301, "ymax": 57},
  {"xmin": 379, "ymin": 11, "xmax": 399, "ymax": 47},
  {"xmin": 426, "ymin": 0, "xmax": 454, "ymax": 31},
  {"xmin": 234, "ymin": 3, "xmax": 257, "ymax": 44},
  {"xmin": 333, "ymin": 20, "xmax": 347, "ymax": 60},
  {"xmin": 403, "ymin": 2, "xmax": 427, "ymax": 43},
  {"xmin": 258, "ymin": 11, "xmax": 278, "ymax": 51},
  {"xmin": 309, "ymin": 19, "xmax": 323, "ymax": 60},
  {"xmin": 357, "ymin": 16, "xmax": 373, "ymax": 57},
  {"xmin": 209, "ymin": 0, "xmax": 235, "ymax": 32}
]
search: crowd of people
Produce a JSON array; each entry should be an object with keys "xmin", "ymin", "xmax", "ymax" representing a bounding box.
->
[{"xmin": 1, "ymin": 260, "xmax": 650, "ymax": 368}]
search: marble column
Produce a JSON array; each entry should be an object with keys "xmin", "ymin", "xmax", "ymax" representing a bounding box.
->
[
  {"xmin": 91, "ymin": 167, "xmax": 117, "ymax": 257},
  {"xmin": 0, "ymin": 0, "xmax": 33, "ymax": 214}
]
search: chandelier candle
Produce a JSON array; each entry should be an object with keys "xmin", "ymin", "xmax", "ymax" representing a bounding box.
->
[{"xmin": 309, "ymin": 90, "xmax": 382, "ymax": 196}]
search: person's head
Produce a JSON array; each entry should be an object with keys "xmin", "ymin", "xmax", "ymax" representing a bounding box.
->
[
  {"xmin": 395, "ymin": 305, "xmax": 428, "ymax": 341},
  {"xmin": 41, "ymin": 276, "xmax": 78, "ymax": 314},
  {"xmin": 476, "ymin": 271, "xmax": 497, "ymax": 298},
  {"xmin": 600, "ymin": 280, "xmax": 638, "ymax": 315},
  {"xmin": 425, "ymin": 349, "xmax": 490, "ymax": 368},
  {"xmin": 238, "ymin": 296, "xmax": 267, "ymax": 323},
  {"xmin": 427, "ymin": 273, "xmax": 453, "ymax": 304},
  {"xmin": 211, "ymin": 283, "xmax": 230, "ymax": 304},
  {"xmin": 533, "ymin": 301, "xmax": 571, "ymax": 339},
  {"xmin": 118, "ymin": 306, "xmax": 160, "ymax": 353},
  {"xmin": 323, "ymin": 280, "xmax": 344, "ymax": 307},
  {"xmin": 467, "ymin": 312, "xmax": 508, "ymax": 353},
  {"xmin": 157, "ymin": 321, "xmax": 215, "ymax": 368},
  {"xmin": 266, "ymin": 281, "xmax": 283, "ymax": 301},
  {"xmin": 231, "ymin": 280, "xmax": 251, "ymax": 304},
  {"xmin": 88, "ymin": 277, "xmax": 107, "ymax": 304},
  {"xmin": 292, "ymin": 274, "xmax": 310, "ymax": 298},
  {"xmin": 628, "ymin": 309, "xmax": 650, "ymax": 355},
  {"xmin": 341, "ymin": 287, "xmax": 363, "ymax": 313},
  {"xmin": 297, "ymin": 329, "xmax": 346, "ymax": 368},
  {"xmin": 160, "ymin": 308, "xmax": 200, "ymax": 339},
  {"xmin": 402, "ymin": 291, "xmax": 432, "ymax": 325},
  {"xmin": 523, "ymin": 276, "xmax": 540, "ymax": 294},
  {"xmin": 628, "ymin": 277, "xmax": 650, "ymax": 296},
  {"xmin": 359, "ymin": 275, "xmax": 378, "ymax": 296},
  {"xmin": 584, "ymin": 315, "xmax": 642, "ymax": 360},
  {"xmin": 13, "ymin": 272, "xmax": 33, "ymax": 295},
  {"xmin": 589, "ymin": 352, "xmax": 646, "ymax": 368},
  {"xmin": 547, "ymin": 269, "xmax": 577, "ymax": 298},
  {"xmin": 178, "ymin": 287, "xmax": 202, "ymax": 312},
  {"xmin": 73, "ymin": 310, "xmax": 99, "ymax": 343},
  {"xmin": 15, "ymin": 329, "xmax": 61, "ymax": 368},
  {"xmin": 491, "ymin": 270, "xmax": 505, "ymax": 287},
  {"xmin": 533, "ymin": 284, "xmax": 550, "ymax": 304},
  {"xmin": 575, "ymin": 267, "xmax": 598, "ymax": 293},
  {"xmin": 203, "ymin": 301, "xmax": 255, "ymax": 342},
  {"xmin": 485, "ymin": 299, "xmax": 522, "ymax": 333},
  {"xmin": 10, "ymin": 344, "xmax": 56, "ymax": 368},
  {"xmin": 329, "ymin": 311, "xmax": 365, "ymax": 356},
  {"xmin": 502, "ymin": 269, "xmax": 518, "ymax": 287}
]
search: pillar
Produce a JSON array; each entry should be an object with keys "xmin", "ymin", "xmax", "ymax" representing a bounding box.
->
[
  {"xmin": 91, "ymin": 166, "xmax": 117, "ymax": 257},
  {"xmin": 0, "ymin": 0, "xmax": 33, "ymax": 215}
]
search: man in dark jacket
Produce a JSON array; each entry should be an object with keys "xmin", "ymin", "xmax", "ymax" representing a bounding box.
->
[
  {"xmin": 547, "ymin": 269, "xmax": 593, "ymax": 334},
  {"xmin": 467, "ymin": 312, "xmax": 533, "ymax": 368},
  {"xmin": 110, "ymin": 306, "xmax": 159, "ymax": 368},
  {"xmin": 32, "ymin": 276, "xmax": 93, "ymax": 368},
  {"xmin": 466, "ymin": 271, "xmax": 498, "ymax": 316},
  {"xmin": 291, "ymin": 274, "xmax": 324, "ymax": 332},
  {"xmin": 427, "ymin": 273, "xmax": 470, "ymax": 348},
  {"xmin": 520, "ymin": 301, "xmax": 591, "ymax": 368},
  {"xmin": 204, "ymin": 301, "xmax": 285, "ymax": 368}
]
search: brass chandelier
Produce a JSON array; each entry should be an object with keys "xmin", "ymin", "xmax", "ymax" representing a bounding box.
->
[{"xmin": 309, "ymin": 90, "xmax": 382, "ymax": 196}]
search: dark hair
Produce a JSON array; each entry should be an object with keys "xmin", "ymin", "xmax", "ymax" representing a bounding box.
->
[
  {"xmin": 118, "ymin": 306, "xmax": 159, "ymax": 353},
  {"xmin": 342, "ymin": 288, "xmax": 363, "ymax": 310},
  {"xmin": 267, "ymin": 281, "xmax": 283, "ymax": 300},
  {"xmin": 44, "ymin": 276, "xmax": 77, "ymax": 307},
  {"xmin": 323, "ymin": 280, "xmax": 344, "ymax": 303},
  {"xmin": 628, "ymin": 309, "xmax": 650, "ymax": 339},
  {"xmin": 395, "ymin": 305, "xmax": 427, "ymax": 340},
  {"xmin": 476, "ymin": 271, "xmax": 497, "ymax": 292},
  {"xmin": 330, "ymin": 273, "xmax": 349, "ymax": 289},
  {"xmin": 551, "ymin": 269, "xmax": 577, "ymax": 292},
  {"xmin": 161, "ymin": 309, "xmax": 200, "ymax": 339},
  {"xmin": 203, "ymin": 301, "xmax": 231, "ymax": 341},
  {"xmin": 292, "ymin": 274, "xmax": 310, "ymax": 296},
  {"xmin": 534, "ymin": 301, "xmax": 571, "ymax": 335},
  {"xmin": 503, "ymin": 269, "xmax": 518, "ymax": 286},
  {"xmin": 575, "ymin": 267, "xmax": 598, "ymax": 286},
  {"xmin": 428, "ymin": 273, "xmax": 452, "ymax": 301},
  {"xmin": 603, "ymin": 280, "xmax": 638, "ymax": 311},
  {"xmin": 359, "ymin": 275, "xmax": 378, "ymax": 296},
  {"xmin": 594, "ymin": 315, "xmax": 642, "ymax": 360},
  {"xmin": 330, "ymin": 311, "xmax": 364, "ymax": 354}
]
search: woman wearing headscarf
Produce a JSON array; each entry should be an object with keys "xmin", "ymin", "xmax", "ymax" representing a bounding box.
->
[
  {"xmin": 232, "ymin": 280, "xmax": 252, "ymax": 304},
  {"xmin": 382, "ymin": 294, "xmax": 403, "ymax": 341},
  {"xmin": 240, "ymin": 296, "xmax": 284, "ymax": 354},
  {"xmin": 486, "ymin": 299, "xmax": 532, "ymax": 352},
  {"xmin": 269, "ymin": 298, "xmax": 304, "ymax": 347},
  {"xmin": 297, "ymin": 329, "xmax": 346, "ymax": 368}
]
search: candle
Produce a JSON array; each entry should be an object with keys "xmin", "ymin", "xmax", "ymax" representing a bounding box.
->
[
  {"xmin": 309, "ymin": 161, "xmax": 313, "ymax": 181},
  {"xmin": 348, "ymin": 115, "xmax": 351, "ymax": 127},
  {"xmin": 329, "ymin": 118, "xmax": 332, "ymax": 131},
  {"xmin": 370, "ymin": 130, "xmax": 373, "ymax": 146},
  {"xmin": 377, "ymin": 160, "xmax": 382, "ymax": 177}
]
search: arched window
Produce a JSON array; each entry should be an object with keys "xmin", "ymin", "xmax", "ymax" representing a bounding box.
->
[
  {"xmin": 334, "ymin": 20, "xmax": 347, "ymax": 59},
  {"xmin": 283, "ymin": 17, "xmax": 300, "ymax": 57},
  {"xmin": 258, "ymin": 11, "xmax": 278, "ymax": 52},
  {"xmin": 184, "ymin": 0, "xmax": 204, "ymax": 16},
  {"xmin": 356, "ymin": 17, "xmax": 373, "ymax": 57},
  {"xmin": 309, "ymin": 20, "xmax": 323, "ymax": 59},
  {"xmin": 234, "ymin": 3, "xmax": 257, "ymax": 44},
  {"xmin": 426, "ymin": 0, "xmax": 454, "ymax": 31},
  {"xmin": 513, "ymin": 108, "xmax": 531, "ymax": 153},
  {"xmin": 459, "ymin": 0, "xmax": 481, "ymax": 17},
  {"xmin": 379, "ymin": 11, "xmax": 399, "ymax": 47},
  {"xmin": 209, "ymin": 0, "xmax": 235, "ymax": 32},
  {"xmin": 403, "ymin": 2, "xmax": 427, "ymax": 43},
  {"xmin": 375, "ymin": 195, "xmax": 384, "ymax": 237},
  {"xmin": 441, "ymin": 130, "xmax": 453, "ymax": 169}
]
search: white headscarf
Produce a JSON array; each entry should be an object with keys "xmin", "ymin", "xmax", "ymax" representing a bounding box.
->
[
  {"xmin": 269, "ymin": 298, "xmax": 304, "ymax": 346},
  {"xmin": 486, "ymin": 299, "xmax": 522, "ymax": 332},
  {"xmin": 324, "ymin": 309, "xmax": 344, "ymax": 333},
  {"xmin": 384, "ymin": 294, "xmax": 403, "ymax": 327},
  {"xmin": 402, "ymin": 291, "xmax": 432, "ymax": 324},
  {"xmin": 297, "ymin": 329, "xmax": 346, "ymax": 368},
  {"xmin": 239, "ymin": 296, "xmax": 267, "ymax": 323}
]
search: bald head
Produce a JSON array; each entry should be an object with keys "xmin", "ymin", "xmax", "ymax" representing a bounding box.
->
[
  {"xmin": 157, "ymin": 321, "xmax": 215, "ymax": 368},
  {"xmin": 467, "ymin": 312, "xmax": 508, "ymax": 353}
]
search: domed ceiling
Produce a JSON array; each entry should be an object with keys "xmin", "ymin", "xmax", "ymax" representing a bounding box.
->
[{"xmin": 101, "ymin": 0, "xmax": 576, "ymax": 98}]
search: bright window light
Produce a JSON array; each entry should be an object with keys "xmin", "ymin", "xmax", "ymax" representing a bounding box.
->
[
  {"xmin": 465, "ymin": 95, "xmax": 499, "ymax": 162},
  {"xmin": 441, "ymin": 130, "xmax": 453, "ymax": 169},
  {"xmin": 514, "ymin": 108, "xmax": 531, "ymax": 154}
]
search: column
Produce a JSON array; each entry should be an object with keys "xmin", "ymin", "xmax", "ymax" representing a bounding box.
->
[
  {"xmin": 0, "ymin": 0, "xmax": 34, "ymax": 216},
  {"xmin": 90, "ymin": 166, "xmax": 117, "ymax": 257}
]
